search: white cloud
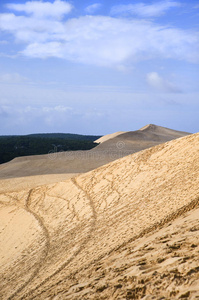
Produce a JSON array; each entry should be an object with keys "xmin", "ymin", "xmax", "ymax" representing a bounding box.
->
[
  {"xmin": 0, "ymin": 5, "xmax": 199, "ymax": 67},
  {"xmin": 111, "ymin": 1, "xmax": 181, "ymax": 18},
  {"xmin": 7, "ymin": 0, "xmax": 73, "ymax": 20},
  {"xmin": 146, "ymin": 72, "xmax": 181, "ymax": 93},
  {"xmin": 85, "ymin": 3, "xmax": 102, "ymax": 14},
  {"xmin": 23, "ymin": 42, "xmax": 64, "ymax": 58},
  {"xmin": 0, "ymin": 13, "xmax": 65, "ymax": 43},
  {"xmin": 21, "ymin": 16, "xmax": 199, "ymax": 66}
]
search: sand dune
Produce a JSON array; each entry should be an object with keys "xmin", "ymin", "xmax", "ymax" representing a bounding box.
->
[
  {"xmin": 94, "ymin": 131, "xmax": 126, "ymax": 144},
  {"xmin": 0, "ymin": 124, "xmax": 190, "ymax": 180},
  {"xmin": 94, "ymin": 123, "xmax": 190, "ymax": 153},
  {"xmin": 0, "ymin": 131, "xmax": 199, "ymax": 299}
]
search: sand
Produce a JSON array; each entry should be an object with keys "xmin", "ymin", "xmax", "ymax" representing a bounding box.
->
[
  {"xmin": 0, "ymin": 173, "xmax": 78, "ymax": 193},
  {"xmin": 0, "ymin": 130, "xmax": 199, "ymax": 299},
  {"xmin": 94, "ymin": 131, "xmax": 126, "ymax": 143},
  {"xmin": 0, "ymin": 124, "xmax": 190, "ymax": 179}
]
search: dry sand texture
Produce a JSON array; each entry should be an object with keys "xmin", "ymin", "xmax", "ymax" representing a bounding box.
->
[
  {"xmin": 0, "ymin": 124, "xmax": 190, "ymax": 180},
  {"xmin": 0, "ymin": 132, "xmax": 199, "ymax": 299}
]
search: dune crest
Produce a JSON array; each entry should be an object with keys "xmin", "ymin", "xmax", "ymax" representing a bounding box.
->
[{"xmin": 0, "ymin": 132, "xmax": 199, "ymax": 299}]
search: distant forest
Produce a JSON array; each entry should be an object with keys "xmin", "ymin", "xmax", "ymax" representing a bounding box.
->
[{"xmin": 0, "ymin": 133, "xmax": 101, "ymax": 164}]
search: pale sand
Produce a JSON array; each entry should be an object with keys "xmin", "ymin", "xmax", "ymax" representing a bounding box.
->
[
  {"xmin": 94, "ymin": 131, "xmax": 126, "ymax": 144},
  {"xmin": 56, "ymin": 206, "xmax": 199, "ymax": 299},
  {"xmin": 0, "ymin": 132, "xmax": 199, "ymax": 299},
  {"xmin": 0, "ymin": 173, "xmax": 78, "ymax": 193},
  {"xmin": 0, "ymin": 124, "xmax": 190, "ymax": 179}
]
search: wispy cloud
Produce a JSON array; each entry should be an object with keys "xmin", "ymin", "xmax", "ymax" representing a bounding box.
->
[
  {"xmin": 7, "ymin": 0, "xmax": 73, "ymax": 20},
  {"xmin": 111, "ymin": 1, "xmax": 181, "ymax": 18},
  {"xmin": 85, "ymin": 3, "xmax": 102, "ymax": 14},
  {"xmin": 42, "ymin": 105, "xmax": 72, "ymax": 113},
  {"xmin": 0, "ymin": 73, "xmax": 28, "ymax": 83},
  {"xmin": 0, "ymin": 52, "xmax": 19, "ymax": 59},
  {"xmin": 146, "ymin": 72, "xmax": 181, "ymax": 93},
  {"xmin": 0, "ymin": 102, "xmax": 106, "ymax": 134}
]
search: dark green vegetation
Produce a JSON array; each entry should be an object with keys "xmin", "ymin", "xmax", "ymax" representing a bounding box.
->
[
  {"xmin": 0, "ymin": 134, "xmax": 101, "ymax": 164},
  {"xmin": 26, "ymin": 133, "xmax": 101, "ymax": 141}
]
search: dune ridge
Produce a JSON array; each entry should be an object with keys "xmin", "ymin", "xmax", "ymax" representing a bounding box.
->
[
  {"xmin": 0, "ymin": 124, "xmax": 190, "ymax": 180},
  {"xmin": 0, "ymin": 131, "xmax": 199, "ymax": 299},
  {"xmin": 94, "ymin": 131, "xmax": 126, "ymax": 144}
]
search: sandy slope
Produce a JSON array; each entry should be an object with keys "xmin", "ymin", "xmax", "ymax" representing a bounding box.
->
[
  {"xmin": 0, "ymin": 174, "xmax": 78, "ymax": 193},
  {"xmin": 0, "ymin": 124, "xmax": 190, "ymax": 180},
  {"xmin": 0, "ymin": 132, "xmax": 199, "ymax": 299},
  {"xmin": 94, "ymin": 131, "xmax": 126, "ymax": 143},
  {"xmin": 56, "ymin": 206, "xmax": 199, "ymax": 299}
]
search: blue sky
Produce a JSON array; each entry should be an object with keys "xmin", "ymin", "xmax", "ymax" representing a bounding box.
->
[{"xmin": 0, "ymin": 0, "xmax": 199, "ymax": 135}]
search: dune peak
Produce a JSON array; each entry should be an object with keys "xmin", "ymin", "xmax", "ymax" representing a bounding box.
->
[{"xmin": 139, "ymin": 123, "xmax": 157, "ymax": 131}]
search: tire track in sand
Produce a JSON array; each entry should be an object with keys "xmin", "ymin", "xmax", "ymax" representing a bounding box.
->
[
  {"xmin": 21, "ymin": 177, "xmax": 97, "ymax": 299},
  {"xmin": 8, "ymin": 189, "xmax": 50, "ymax": 300},
  {"xmin": 29, "ymin": 195, "xmax": 199, "ymax": 299}
]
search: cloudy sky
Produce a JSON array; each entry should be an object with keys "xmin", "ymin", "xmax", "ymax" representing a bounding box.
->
[{"xmin": 0, "ymin": 0, "xmax": 199, "ymax": 135}]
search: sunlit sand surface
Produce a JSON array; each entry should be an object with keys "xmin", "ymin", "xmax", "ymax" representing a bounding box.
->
[{"xmin": 0, "ymin": 126, "xmax": 198, "ymax": 299}]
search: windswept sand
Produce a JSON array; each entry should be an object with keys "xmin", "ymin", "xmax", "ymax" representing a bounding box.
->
[
  {"xmin": 0, "ymin": 131, "xmax": 199, "ymax": 299},
  {"xmin": 0, "ymin": 124, "xmax": 190, "ymax": 179}
]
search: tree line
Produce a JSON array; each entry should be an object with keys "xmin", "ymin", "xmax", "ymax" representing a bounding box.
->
[{"xmin": 0, "ymin": 134, "xmax": 100, "ymax": 164}]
